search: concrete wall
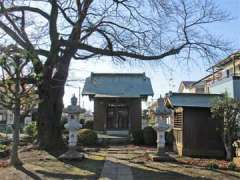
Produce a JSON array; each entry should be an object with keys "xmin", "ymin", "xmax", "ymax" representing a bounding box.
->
[
  {"xmin": 210, "ymin": 76, "xmax": 240, "ymax": 99},
  {"xmin": 209, "ymin": 77, "xmax": 234, "ymax": 97}
]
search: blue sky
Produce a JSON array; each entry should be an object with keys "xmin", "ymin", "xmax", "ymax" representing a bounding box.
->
[{"xmin": 64, "ymin": 0, "xmax": 240, "ymax": 111}]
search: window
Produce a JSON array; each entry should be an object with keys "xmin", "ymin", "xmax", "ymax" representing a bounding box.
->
[
  {"xmin": 226, "ymin": 69, "xmax": 230, "ymax": 77},
  {"xmin": 174, "ymin": 109, "xmax": 183, "ymax": 129}
]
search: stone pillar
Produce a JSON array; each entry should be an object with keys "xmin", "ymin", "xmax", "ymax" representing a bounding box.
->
[
  {"xmin": 59, "ymin": 94, "xmax": 84, "ymax": 160},
  {"xmin": 150, "ymin": 97, "xmax": 172, "ymax": 161},
  {"xmin": 154, "ymin": 116, "xmax": 169, "ymax": 155}
]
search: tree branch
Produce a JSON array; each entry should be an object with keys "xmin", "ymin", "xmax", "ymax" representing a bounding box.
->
[
  {"xmin": 66, "ymin": 40, "xmax": 187, "ymax": 60},
  {"xmin": 0, "ymin": 6, "xmax": 50, "ymax": 20}
]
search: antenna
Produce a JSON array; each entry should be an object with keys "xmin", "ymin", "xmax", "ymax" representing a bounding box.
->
[{"xmin": 168, "ymin": 70, "xmax": 175, "ymax": 91}]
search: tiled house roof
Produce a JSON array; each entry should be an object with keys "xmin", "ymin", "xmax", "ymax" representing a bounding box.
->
[{"xmin": 82, "ymin": 73, "xmax": 154, "ymax": 98}]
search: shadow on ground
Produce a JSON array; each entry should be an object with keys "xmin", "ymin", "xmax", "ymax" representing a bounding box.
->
[
  {"xmin": 9, "ymin": 146, "xmax": 240, "ymax": 180},
  {"xmin": 131, "ymin": 165, "xmax": 211, "ymax": 180},
  {"xmin": 15, "ymin": 157, "xmax": 105, "ymax": 180},
  {"xmin": 101, "ymin": 159, "xmax": 212, "ymax": 180},
  {"xmin": 16, "ymin": 165, "xmax": 42, "ymax": 180}
]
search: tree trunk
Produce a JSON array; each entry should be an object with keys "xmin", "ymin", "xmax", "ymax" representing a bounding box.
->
[
  {"xmin": 10, "ymin": 64, "xmax": 22, "ymax": 166},
  {"xmin": 223, "ymin": 127, "xmax": 233, "ymax": 160},
  {"xmin": 37, "ymin": 51, "xmax": 75, "ymax": 150},
  {"xmin": 225, "ymin": 144, "xmax": 232, "ymax": 160},
  {"xmin": 223, "ymin": 114, "xmax": 234, "ymax": 160},
  {"xmin": 10, "ymin": 101, "xmax": 21, "ymax": 166},
  {"xmin": 37, "ymin": 85, "xmax": 65, "ymax": 150}
]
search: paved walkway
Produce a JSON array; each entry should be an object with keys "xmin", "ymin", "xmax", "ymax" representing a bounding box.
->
[{"xmin": 99, "ymin": 157, "xmax": 133, "ymax": 180}]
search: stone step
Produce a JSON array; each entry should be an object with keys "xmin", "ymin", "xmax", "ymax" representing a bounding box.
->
[
  {"xmin": 105, "ymin": 130, "xmax": 129, "ymax": 136},
  {"xmin": 97, "ymin": 133, "xmax": 129, "ymax": 145}
]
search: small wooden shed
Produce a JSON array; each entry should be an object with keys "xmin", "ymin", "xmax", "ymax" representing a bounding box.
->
[
  {"xmin": 165, "ymin": 93, "xmax": 225, "ymax": 158},
  {"xmin": 82, "ymin": 73, "xmax": 153, "ymax": 133}
]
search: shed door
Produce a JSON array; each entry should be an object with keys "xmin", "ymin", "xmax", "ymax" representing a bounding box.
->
[{"xmin": 107, "ymin": 105, "xmax": 129, "ymax": 130}]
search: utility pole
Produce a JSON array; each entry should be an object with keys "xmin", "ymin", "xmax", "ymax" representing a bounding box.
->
[{"xmin": 79, "ymin": 87, "xmax": 81, "ymax": 108}]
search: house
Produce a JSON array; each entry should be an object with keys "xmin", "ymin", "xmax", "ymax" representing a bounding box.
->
[
  {"xmin": 193, "ymin": 51, "xmax": 240, "ymax": 98},
  {"xmin": 0, "ymin": 105, "xmax": 14, "ymax": 125},
  {"xmin": 178, "ymin": 81, "xmax": 205, "ymax": 93},
  {"xmin": 0, "ymin": 105, "xmax": 34, "ymax": 133},
  {"xmin": 178, "ymin": 81, "xmax": 196, "ymax": 93},
  {"xmin": 209, "ymin": 51, "xmax": 240, "ymax": 99},
  {"xmin": 165, "ymin": 92, "xmax": 225, "ymax": 158},
  {"xmin": 82, "ymin": 73, "xmax": 153, "ymax": 134},
  {"xmin": 0, "ymin": 105, "xmax": 14, "ymax": 133}
]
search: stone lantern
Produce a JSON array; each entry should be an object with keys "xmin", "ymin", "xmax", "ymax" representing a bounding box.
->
[
  {"xmin": 154, "ymin": 97, "xmax": 172, "ymax": 157},
  {"xmin": 59, "ymin": 94, "xmax": 84, "ymax": 160}
]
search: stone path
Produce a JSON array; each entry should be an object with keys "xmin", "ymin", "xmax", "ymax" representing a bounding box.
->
[{"xmin": 99, "ymin": 157, "xmax": 133, "ymax": 180}]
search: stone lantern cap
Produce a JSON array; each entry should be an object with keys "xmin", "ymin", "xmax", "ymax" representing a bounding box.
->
[
  {"xmin": 71, "ymin": 94, "xmax": 78, "ymax": 106},
  {"xmin": 155, "ymin": 97, "xmax": 171, "ymax": 116},
  {"xmin": 64, "ymin": 94, "xmax": 81, "ymax": 114}
]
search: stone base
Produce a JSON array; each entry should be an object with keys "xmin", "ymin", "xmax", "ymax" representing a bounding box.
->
[
  {"xmin": 58, "ymin": 148, "xmax": 84, "ymax": 160},
  {"xmin": 233, "ymin": 157, "xmax": 240, "ymax": 168},
  {"xmin": 148, "ymin": 152, "xmax": 175, "ymax": 162}
]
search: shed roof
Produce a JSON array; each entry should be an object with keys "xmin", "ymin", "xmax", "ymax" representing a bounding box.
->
[
  {"xmin": 166, "ymin": 92, "xmax": 222, "ymax": 108},
  {"xmin": 82, "ymin": 73, "xmax": 154, "ymax": 98}
]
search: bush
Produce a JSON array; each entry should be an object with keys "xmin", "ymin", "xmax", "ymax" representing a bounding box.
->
[
  {"xmin": 228, "ymin": 162, "xmax": 236, "ymax": 170},
  {"xmin": 207, "ymin": 163, "xmax": 219, "ymax": 170},
  {"xmin": 143, "ymin": 126, "xmax": 157, "ymax": 146},
  {"xmin": 84, "ymin": 120, "xmax": 94, "ymax": 129},
  {"xmin": 78, "ymin": 129, "xmax": 97, "ymax": 146},
  {"xmin": 0, "ymin": 133, "xmax": 6, "ymax": 140},
  {"xmin": 0, "ymin": 144, "xmax": 9, "ymax": 158},
  {"xmin": 23, "ymin": 122, "xmax": 37, "ymax": 141},
  {"xmin": 0, "ymin": 144, "xmax": 7, "ymax": 152},
  {"xmin": 80, "ymin": 119, "xmax": 85, "ymax": 125},
  {"xmin": 131, "ymin": 129, "xmax": 144, "ymax": 145}
]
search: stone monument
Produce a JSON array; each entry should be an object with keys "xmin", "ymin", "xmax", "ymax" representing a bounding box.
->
[
  {"xmin": 59, "ymin": 94, "xmax": 84, "ymax": 160},
  {"xmin": 150, "ymin": 97, "xmax": 173, "ymax": 161}
]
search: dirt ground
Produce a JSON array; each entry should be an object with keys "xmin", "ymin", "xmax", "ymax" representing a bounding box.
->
[
  {"xmin": 0, "ymin": 145, "xmax": 240, "ymax": 180},
  {"xmin": 102, "ymin": 145, "xmax": 240, "ymax": 180}
]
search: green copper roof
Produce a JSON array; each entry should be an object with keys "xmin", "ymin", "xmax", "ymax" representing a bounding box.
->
[
  {"xmin": 82, "ymin": 73, "xmax": 153, "ymax": 98},
  {"xmin": 166, "ymin": 92, "xmax": 222, "ymax": 108}
]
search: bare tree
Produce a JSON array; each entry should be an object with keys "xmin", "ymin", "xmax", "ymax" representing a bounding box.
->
[
  {"xmin": 0, "ymin": 45, "xmax": 38, "ymax": 166},
  {"xmin": 0, "ymin": 0, "xmax": 231, "ymax": 149}
]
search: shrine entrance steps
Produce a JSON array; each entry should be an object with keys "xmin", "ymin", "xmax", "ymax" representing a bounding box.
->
[{"xmin": 97, "ymin": 132, "xmax": 130, "ymax": 145}]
